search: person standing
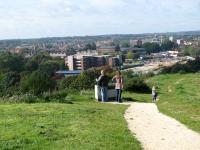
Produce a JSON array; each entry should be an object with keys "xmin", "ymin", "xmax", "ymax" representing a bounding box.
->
[
  {"xmin": 112, "ymin": 70, "xmax": 123, "ymax": 103},
  {"xmin": 96, "ymin": 70, "xmax": 109, "ymax": 102},
  {"xmin": 152, "ymin": 86, "xmax": 157, "ymax": 103}
]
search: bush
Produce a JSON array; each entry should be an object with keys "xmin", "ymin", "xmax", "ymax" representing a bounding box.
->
[
  {"xmin": 124, "ymin": 78, "xmax": 151, "ymax": 93},
  {"xmin": 59, "ymin": 76, "xmax": 78, "ymax": 89},
  {"xmin": 42, "ymin": 89, "xmax": 77, "ymax": 103},
  {"xmin": 0, "ymin": 72, "xmax": 21, "ymax": 96},
  {"xmin": 0, "ymin": 52, "xmax": 25, "ymax": 73},
  {"xmin": 59, "ymin": 67, "xmax": 114, "ymax": 91},
  {"xmin": 20, "ymin": 71, "xmax": 56, "ymax": 95},
  {"xmin": 39, "ymin": 60, "xmax": 61, "ymax": 77}
]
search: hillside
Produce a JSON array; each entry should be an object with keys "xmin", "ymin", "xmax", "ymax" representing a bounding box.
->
[
  {"xmin": 130, "ymin": 73, "xmax": 200, "ymax": 133},
  {"xmin": 0, "ymin": 91, "xmax": 141, "ymax": 150}
]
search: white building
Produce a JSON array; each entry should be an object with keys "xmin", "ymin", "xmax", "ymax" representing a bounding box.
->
[
  {"xmin": 169, "ymin": 36, "xmax": 174, "ymax": 42},
  {"xmin": 177, "ymin": 39, "xmax": 184, "ymax": 45},
  {"xmin": 49, "ymin": 51, "xmax": 67, "ymax": 58}
]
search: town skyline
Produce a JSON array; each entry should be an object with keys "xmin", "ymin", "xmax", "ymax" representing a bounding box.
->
[{"xmin": 0, "ymin": 30, "xmax": 200, "ymax": 41}]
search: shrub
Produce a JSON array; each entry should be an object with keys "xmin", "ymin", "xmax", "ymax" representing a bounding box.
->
[
  {"xmin": 0, "ymin": 52, "xmax": 25, "ymax": 73},
  {"xmin": 59, "ymin": 76, "xmax": 78, "ymax": 90},
  {"xmin": 0, "ymin": 72, "xmax": 21, "ymax": 96},
  {"xmin": 39, "ymin": 60, "xmax": 60, "ymax": 77},
  {"xmin": 42, "ymin": 89, "xmax": 77, "ymax": 104},
  {"xmin": 20, "ymin": 71, "xmax": 56, "ymax": 95},
  {"xmin": 59, "ymin": 67, "xmax": 114, "ymax": 91},
  {"xmin": 124, "ymin": 77, "xmax": 151, "ymax": 93}
]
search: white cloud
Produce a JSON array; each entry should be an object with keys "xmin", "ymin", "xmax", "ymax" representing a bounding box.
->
[
  {"xmin": 88, "ymin": 0, "xmax": 126, "ymax": 8},
  {"xmin": 0, "ymin": 0, "xmax": 200, "ymax": 39}
]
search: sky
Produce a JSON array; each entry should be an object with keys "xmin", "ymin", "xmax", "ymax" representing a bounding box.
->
[{"xmin": 0, "ymin": 0, "xmax": 200, "ymax": 40}]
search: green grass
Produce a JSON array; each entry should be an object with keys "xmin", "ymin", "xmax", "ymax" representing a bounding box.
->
[
  {"xmin": 123, "ymin": 92, "xmax": 151, "ymax": 103},
  {"xmin": 0, "ymin": 91, "xmax": 141, "ymax": 150},
  {"xmin": 130, "ymin": 73, "xmax": 200, "ymax": 133}
]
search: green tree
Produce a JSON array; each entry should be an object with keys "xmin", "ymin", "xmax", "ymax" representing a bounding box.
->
[
  {"xmin": 183, "ymin": 46, "xmax": 200, "ymax": 58},
  {"xmin": 59, "ymin": 76, "xmax": 78, "ymax": 89},
  {"xmin": 39, "ymin": 60, "xmax": 61, "ymax": 77},
  {"xmin": 0, "ymin": 52, "xmax": 24, "ymax": 73},
  {"xmin": 0, "ymin": 72, "xmax": 21, "ymax": 96},
  {"xmin": 143, "ymin": 43, "xmax": 161, "ymax": 54},
  {"xmin": 161, "ymin": 40, "xmax": 175, "ymax": 51},
  {"xmin": 127, "ymin": 51, "xmax": 134, "ymax": 59},
  {"xmin": 91, "ymin": 42, "xmax": 97, "ymax": 50},
  {"xmin": 25, "ymin": 60, "xmax": 38, "ymax": 72},
  {"xmin": 31, "ymin": 52, "xmax": 51, "ymax": 65},
  {"xmin": 121, "ymin": 41, "xmax": 130, "ymax": 48},
  {"xmin": 84, "ymin": 43, "xmax": 96, "ymax": 50},
  {"xmin": 21, "ymin": 71, "xmax": 55, "ymax": 95}
]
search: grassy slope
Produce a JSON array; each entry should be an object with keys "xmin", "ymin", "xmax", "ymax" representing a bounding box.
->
[
  {"xmin": 0, "ymin": 92, "xmax": 141, "ymax": 150},
  {"xmin": 127, "ymin": 73, "xmax": 200, "ymax": 133}
]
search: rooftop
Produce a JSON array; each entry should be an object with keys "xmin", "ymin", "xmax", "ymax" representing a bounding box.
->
[{"xmin": 56, "ymin": 70, "xmax": 82, "ymax": 75}]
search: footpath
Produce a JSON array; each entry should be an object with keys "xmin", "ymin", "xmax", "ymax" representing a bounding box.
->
[{"xmin": 112, "ymin": 102, "xmax": 200, "ymax": 150}]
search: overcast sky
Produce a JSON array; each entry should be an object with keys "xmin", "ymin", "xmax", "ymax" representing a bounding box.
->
[{"xmin": 0, "ymin": 0, "xmax": 200, "ymax": 39}]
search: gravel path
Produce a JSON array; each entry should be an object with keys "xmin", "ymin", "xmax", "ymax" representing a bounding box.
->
[{"xmin": 118, "ymin": 102, "xmax": 200, "ymax": 150}]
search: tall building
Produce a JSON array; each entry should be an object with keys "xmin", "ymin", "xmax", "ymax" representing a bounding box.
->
[
  {"xmin": 130, "ymin": 39, "xmax": 143, "ymax": 47},
  {"xmin": 66, "ymin": 56, "xmax": 82, "ymax": 71},
  {"xmin": 66, "ymin": 55, "xmax": 121, "ymax": 71},
  {"xmin": 137, "ymin": 39, "xmax": 143, "ymax": 47}
]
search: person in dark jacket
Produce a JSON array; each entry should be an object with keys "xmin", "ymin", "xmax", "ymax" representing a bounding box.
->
[{"xmin": 96, "ymin": 70, "xmax": 109, "ymax": 102}]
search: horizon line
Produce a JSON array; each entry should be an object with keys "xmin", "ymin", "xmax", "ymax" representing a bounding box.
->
[{"xmin": 0, "ymin": 29, "xmax": 200, "ymax": 41}]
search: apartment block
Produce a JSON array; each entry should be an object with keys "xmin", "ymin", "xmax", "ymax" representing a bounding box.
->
[{"xmin": 66, "ymin": 55, "xmax": 121, "ymax": 71}]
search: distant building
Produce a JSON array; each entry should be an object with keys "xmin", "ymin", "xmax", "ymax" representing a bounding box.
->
[
  {"xmin": 97, "ymin": 46, "xmax": 116, "ymax": 55},
  {"xmin": 168, "ymin": 51, "xmax": 180, "ymax": 58},
  {"xmin": 48, "ymin": 50, "xmax": 67, "ymax": 58},
  {"xmin": 96, "ymin": 40, "xmax": 114, "ymax": 47},
  {"xmin": 76, "ymin": 50, "xmax": 98, "ymax": 57},
  {"xmin": 152, "ymin": 37, "xmax": 161, "ymax": 44},
  {"xmin": 55, "ymin": 70, "xmax": 82, "ymax": 77},
  {"xmin": 14, "ymin": 46, "xmax": 24, "ymax": 54},
  {"xmin": 109, "ymin": 57, "xmax": 121, "ymax": 68},
  {"xmin": 130, "ymin": 39, "xmax": 143, "ymax": 47},
  {"xmin": 176, "ymin": 39, "xmax": 184, "ymax": 46},
  {"xmin": 142, "ymin": 39, "xmax": 152, "ymax": 44},
  {"xmin": 67, "ymin": 56, "xmax": 82, "ymax": 71},
  {"xmin": 184, "ymin": 41, "xmax": 193, "ymax": 46},
  {"xmin": 169, "ymin": 36, "xmax": 174, "ymax": 42},
  {"xmin": 121, "ymin": 47, "xmax": 146, "ymax": 56},
  {"xmin": 66, "ymin": 55, "xmax": 121, "ymax": 71},
  {"xmin": 137, "ymin": 39, "xmax": 143, "ymax": 47}
]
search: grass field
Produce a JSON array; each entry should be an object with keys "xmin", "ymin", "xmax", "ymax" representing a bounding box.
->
[
  {"xmin": 128, "ymin": 73, "xmax": 200, "ymax": 133},
  {"xmin": 0, "ymin": 91, "xmax": 141, "ymax": 150},
  {"xmin": 1, "ymin": 73, "xmax": 199, "ymax": 150}
]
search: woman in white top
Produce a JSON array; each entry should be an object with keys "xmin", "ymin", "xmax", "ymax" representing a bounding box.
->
[{"xmin": 112, "ymin": 71, "xmax": 123, "ymax": 103}]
